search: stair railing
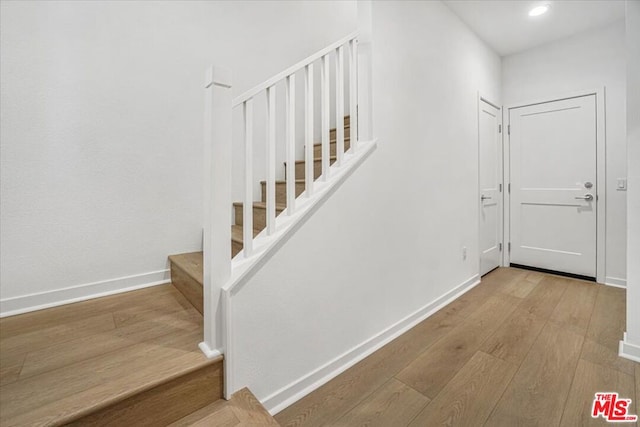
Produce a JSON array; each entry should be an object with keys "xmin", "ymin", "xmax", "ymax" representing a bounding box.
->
[{"xmin": 201, "ymin": 23, "xmax": 373, "ymax": 365}]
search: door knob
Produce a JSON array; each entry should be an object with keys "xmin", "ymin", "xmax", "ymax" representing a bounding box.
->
[{"xmin": 575, "ymin": 194, "xmax": 594, "ymax": 201}]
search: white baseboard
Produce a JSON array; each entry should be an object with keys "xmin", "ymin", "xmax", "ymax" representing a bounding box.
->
[
  {"xmin": 198, "ymin": 341, "xmax": 223, "ymax": 359},
  {"xmin": 263, "ymin": 273, "xmax": 481, "ymax": 415},
  {"xmin": 604, "ymin": 277, "xmax": 627, "ymax": 288},
  {"xmin": 619, "ymin": 333, "xmax": 640, "ymax": 363},
  {"xmin": 0, "ymin": 269, "xmax": 171, "ymax": 317}
]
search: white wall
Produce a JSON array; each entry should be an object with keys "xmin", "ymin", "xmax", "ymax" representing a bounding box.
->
[
  {"xmin": 230, "ymin": 0, "xmax": 501, "ymax": 411},
  {"xmin": 622, "ymin": 0, "xmax": 640, "ymax": 358},
  {"xmin": 0, "ymin": 0, "xmax": 357, "ymax": 315},
  {"xmin": 502, "ymin": 22, "xmax": 628, "ymax": 285}
]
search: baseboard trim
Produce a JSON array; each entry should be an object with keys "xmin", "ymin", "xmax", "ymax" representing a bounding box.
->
[
  {"xmin": 0, "ymin": 269, "xmax": 171, "ymax": 317},
  {"xmin": 263, "ymin": 273, "xmax": 481, "ymax": 415},
  {"xmin": 198, "ymin": 341, "xmax": 223, "ymax": 359},
  {"xmin": 604, "ymin": 277, "xmax": 627, "ymax": 288},
  {"xmin": 619, "ymin": 333, "xmax": 640, "ymax": 363}
]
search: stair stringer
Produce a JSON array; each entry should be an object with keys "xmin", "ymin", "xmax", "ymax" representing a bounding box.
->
[{"xmin": 220, "ymin": 139, "xmax": 377, "ymax": 399}]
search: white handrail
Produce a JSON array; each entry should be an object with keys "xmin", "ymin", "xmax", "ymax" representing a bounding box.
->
[{"xmin": 232, "ymin": 30, "xmax": 359, "ymax": 107}]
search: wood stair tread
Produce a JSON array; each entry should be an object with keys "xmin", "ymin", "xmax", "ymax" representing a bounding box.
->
[
  {"xmin": 231, "ymin": 224, "xmax": 261, "ymax": 243},
  {"xmin": 312, "ymin": 136, "xmax": 351, "ymax": 148},
  {"xmin": 232, "ymin": 201, "xmax": 287, "ymax": 210},
  {"xmin": 0, "ymin": 285, "xmax": 222, "ymax": 427},
  {"xmin": 293, "ymin": 156, "xmax": 337, "ymax": 165},
  {"xmin": 169, "ymin": 252, "xmax": 203, "ymax": 286},
  {"xmin": 169, "ymin": 387, "xmax": 278, "ymax": 426},
  {"xmin": 259, "ymin": 179, "xmax": 306, "ymax": 184}
]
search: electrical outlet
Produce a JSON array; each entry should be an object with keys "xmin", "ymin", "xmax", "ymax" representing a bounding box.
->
[{"xmin": 462, "ymin": 246, "xmax": 467, "ymax": 260}]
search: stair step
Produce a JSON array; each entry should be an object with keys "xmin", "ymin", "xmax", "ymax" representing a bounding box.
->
[
  {"xmin": 313, "ymin": 137, "xmax": 352, "ymax": 159},
  {"xmin": 285, "ymin": 156, "xmax": 338, "ymax": 180},
  {"xmin": 231, "ymin": 225, "xmax": 261, "ymax": 258},
  {"xmin": 169, "ymin": 387, "xmax": 278, "ymax": 426},
  {"xmin": 329, "ymin": 123, "xmax": 351, "ymax": 140},
  {"xmin": 260, "ymin": 179, "xmax": 306, "ymax": 205},
  {"xmin": 233, "ymin": 201, "xmax": 286, "ymax": 231},
  {"xmin": 0, "ymin": 285, "xmax": 223, "ymax": 427},
  {"xmin": 169, "ymin": 252, "xmax": 204, "ymax": 314}
]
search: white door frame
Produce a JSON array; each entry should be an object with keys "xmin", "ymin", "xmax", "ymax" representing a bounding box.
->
[
  {"xmin": 502, "ymin": 88, "xmax": 607, "ymax": 283},
  {"xmin": 478, "ymin": 93, "xmax": 504, "ymax": 275}
]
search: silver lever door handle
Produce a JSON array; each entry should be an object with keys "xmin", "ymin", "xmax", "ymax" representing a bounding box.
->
[
  {"xmin": 575, "ymin": 194, "xmax": 594, "ymax": 201},
  {"xmin": 481, "ymin": 195, "xmax": 492, "ymax": 200}
]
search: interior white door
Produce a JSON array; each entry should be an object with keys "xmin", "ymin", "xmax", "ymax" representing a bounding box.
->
[
  {"xmin": 509, "ymin": 95, "xmax": 597, "ymax": 278},
  {"xmin": 479, "ymin": 99, "xmax": 502, "ymax": 276}
]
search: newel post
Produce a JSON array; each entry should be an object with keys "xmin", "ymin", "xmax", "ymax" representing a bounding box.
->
[
  {"xmin": 201, "ymin": 66, "xmax": 232, "ymax": 357},
  {"xmin": 357, "ymin": 0, "xmax": 374, "ymax": 141}
]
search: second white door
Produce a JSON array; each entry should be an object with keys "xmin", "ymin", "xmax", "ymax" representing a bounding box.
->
[
  {"xmin": 509, "ymin": 94, "xmax": 597, "ymax": 278},
  {"xmin": 479, "ymin": 99, "xmax": 502, "ymax": 276}
]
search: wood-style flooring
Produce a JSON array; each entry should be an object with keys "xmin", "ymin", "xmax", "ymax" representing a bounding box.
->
[
  {"xmin": 275, "ymin": 267, "xmax": 639, "ymax": 427},
  {"xmin": 0, "ymin": 284, "xmax": 222, "ymax": 426}
]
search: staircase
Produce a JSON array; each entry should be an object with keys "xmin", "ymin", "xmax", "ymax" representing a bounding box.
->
[
  {"xmin": 169, "ymin": 117, "xmax": 352, "ymax": 313},
  {"xmin": 0, "ymin": 284, "xmax": 276, "ymax": 426}
]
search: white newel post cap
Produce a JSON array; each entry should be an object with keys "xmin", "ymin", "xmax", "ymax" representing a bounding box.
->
[{"xmin": 205, "ymin": 66, "xmax": 232, "ymax": 89}]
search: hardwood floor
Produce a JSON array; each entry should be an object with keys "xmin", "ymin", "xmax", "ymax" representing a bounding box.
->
[{"xmin": 276, "ymin": 267, "xmax": 639, "ymax": 427}]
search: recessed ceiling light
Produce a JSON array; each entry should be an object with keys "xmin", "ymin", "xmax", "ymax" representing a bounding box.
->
[{"xmin": 529, "ymin": 5, "xmax": 550, "ymax": 17}]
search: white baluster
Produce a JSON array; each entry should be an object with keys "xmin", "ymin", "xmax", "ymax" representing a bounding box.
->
[
  {"xmin": 286, "ymin": 75, "xmax": 296, "ymax": 214},
  {"xmin": 336, "ymin": 45, "xmax": 345, "ymax": 166},
  {"xmin": 321, "ymin": 54, "xmax": 330, "ymax": 181},
  {"xmin": 266, "ymin": 86, "xmax": 276, "ymax": 235},
  {"xmin": 349, "ymin": 38, "xmax": 358, "ymax": 152},
  {"xmin": 243, "ymin": 98, "xmax": 254, "ymax": 257},
  {"xmin": 305, "ymin": 63, "xmax": 314, "ymax": 196}
]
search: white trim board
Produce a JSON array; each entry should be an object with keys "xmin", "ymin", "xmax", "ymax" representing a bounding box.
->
[
  {"xmin": 0, "ymin": 269, "xmax": 171, "ymax": 317},
  {"xmin": 619, "ymin": 333, "xmax": 640, "ymax": 363},
  {"xmin": 503, "ymin": 88, "xmax": 607, "ymax": 283},
  {"xmin": 604, "ymin": 277, "xmax": 627, "ymax": 288},
  {"xmin": 263, "ymin": 273, "xmax": 481, "ymax": 415}
]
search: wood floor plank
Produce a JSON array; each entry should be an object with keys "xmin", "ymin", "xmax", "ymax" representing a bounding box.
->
[
  {"xmin": 274, "ymin": 309, "xmax": 464, "ymax": 427},
  {"xmin": 170, "ymin": 387, "xmax": 277, "ymax": 426},
  {"xmin": 580, "ymin": 338, "xmax": 637, "ymax": 377},
  {"xmin": 0, "ymin": 312, "xmax": 115, "ymax": 365},
  {"xmin": 0, "ymin": 284, "xmax": 180, "ymax": 338},
  {"xmin": 228, "ymin": 388, "xmax": 280, "ymax": 425},
  {"xmin": 408, "ymin": 351, "xmax": 517, "ymax": 427},
  {"xmin": 549, "ymin": 280, "xmax": 598, "ymax": 335},
  {"xmin": 496, "ymin": 277, "xmax": 539, "ymax": 299},
  {"xmin": 560, "ymin": 359, "xmax": 636, "ymax": 426},
  {"xmin": 485, "ymin": 322, "xmax": 584, "ymax": 427},
  {"xmin": 587, "ymin": 285, "xmax": 627, "ymax": 350},
  {"xmin": 19, "ymin": 307, "xmax": 202, "ymax": 379},
  {"xmin": 516, "ymin": 275, "xmax": 568, "ymax": 319},
  {"xmin": 170, "ymin": 402, "xmax": 240, "ymax": 427},
  {"xmin": 333, "ymin": 378, "xmax": 429, "ymax": 427},
  {"xmin": 0, "ymin": 354, "xmax": 24, "ymax": 386},
  {"xmin": 480, "ymin": 307, "xmax": 546, "ymax": 365},
  {"xmin": 395, "ymin": 294, "xmax": 519, "ymax": 399}
]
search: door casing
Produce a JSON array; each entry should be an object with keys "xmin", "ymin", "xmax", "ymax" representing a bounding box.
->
[{"xmin": 502, "ymin": 88, "xmax": 607, "ymax": 283}]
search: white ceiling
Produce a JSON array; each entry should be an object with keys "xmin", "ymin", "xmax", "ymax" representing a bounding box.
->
[{"xmin": 443, "ymin": 0, "xmax": 626, "ymax": 56}]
